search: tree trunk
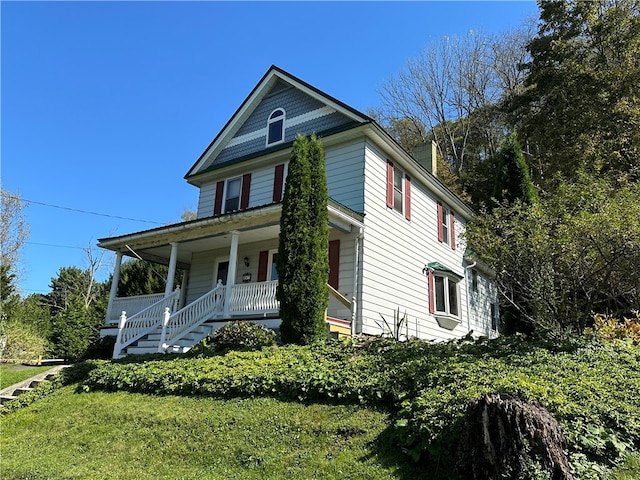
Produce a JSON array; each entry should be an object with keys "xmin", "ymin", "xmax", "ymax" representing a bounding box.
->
[{"xmin": 457, "ymin": 393, "xmax": 574, "ymax": 480}]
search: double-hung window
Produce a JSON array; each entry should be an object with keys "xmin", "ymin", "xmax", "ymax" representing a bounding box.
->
[
  {"xmin": 213, "ymin": 173, "xmax": 252, "ymax": 215},
  {"xmin": 224, "ymin": 177, "xmax": 241, "ymax": 213},
  {"xmin": 386, "ymin": 160, "xmax": 411, "ymax": 220},
  {"xmin": 437, "ymin": 202, "xmax": 456, "ymax": 249}
]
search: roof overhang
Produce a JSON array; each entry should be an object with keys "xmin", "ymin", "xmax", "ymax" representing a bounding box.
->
[
  {"xmin": 185, "ymin": 65, "xmax": 371, "ymax": 180},
  {"xmin": 98, "ymin": 200, "xmax": 364, "ymax": 267}
]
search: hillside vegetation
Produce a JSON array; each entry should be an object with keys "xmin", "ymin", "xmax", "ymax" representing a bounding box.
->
[{"xmin": 4, "ymin": 335, "xmax": 637, "ymax": 479}]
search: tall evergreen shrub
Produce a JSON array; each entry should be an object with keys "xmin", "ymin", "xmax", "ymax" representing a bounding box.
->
[
  {"xmin": 493, "ymin": 133, "xmax": 538, "ymax": 205},
  {"xmin": 277, "ymin": 134, "xmax": 329, "ymax": 344}
]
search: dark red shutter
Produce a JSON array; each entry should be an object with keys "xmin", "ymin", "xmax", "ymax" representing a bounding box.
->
[
  {"xmin": 273, "ymin": 164, "xmax": 285, "ymax": 202},
  {"xmin": 437, "ymin": 202, "xmax": 444, "ymax": 242},
  {"xmin": 450, "ymin": 211, "xmax": 456, "ymax": 250},
  {"xmin": 257, "ymin": 250, "xmax": 269, "ymax": 282},
  {"xmin": 428, "ymin": 270, "xmax": 435, "ymax": 314},
  {"xmin": 328, "ymin": 240, "xmax": 340, "ymax": 289},
  {"xmin": 214, "ymin": 181, "xmax": 224, "ymax": 215},
  {"xmin": 404, "ymin": 175, "xmax": 411, "ymax": 221},
  {"xmin": 240, "ymin": 173, "xmax": 251, "ymax": 210},
  {"xmin": 386, "ymin": 160, "xmax": 394, "ymax": 208}
]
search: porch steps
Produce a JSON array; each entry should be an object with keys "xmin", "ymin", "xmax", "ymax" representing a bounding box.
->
[
  {"xmin": 0, "ymin": 365, "xmax": 69, "ymax": 408},
  {"xmin": 117, "ymin": 317, "xmax": 283, "ymax": 357},
  {"xmin": 121, "ymin": 323, "xmax": 215, "ymax": 356}
]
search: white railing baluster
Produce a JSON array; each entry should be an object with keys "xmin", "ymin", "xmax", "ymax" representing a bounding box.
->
[
  {"xmin": 112, "ymin": 287, "xmax": 181, "ymax": 358},
  {"xmin": 161, "ymin": 283, "xmax": 226, "ymax": 351},
  {"xmin": 227, "ymin": 280, "xmax": 279, "ymax": 315}
]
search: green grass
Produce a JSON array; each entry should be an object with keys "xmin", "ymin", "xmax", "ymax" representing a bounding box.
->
[
  {"xmin": 0, "ymin": 364, "xmax": 53, "ymax": 389},
  {"xmin": 609, "ymin": 453, "xmax": 640, "ymax": 480},
  {"xmin": 0, "ymin": 385, "xmax": 424, "ymax": 480}
]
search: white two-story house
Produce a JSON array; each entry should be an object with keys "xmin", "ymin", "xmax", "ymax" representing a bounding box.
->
[{"xmin": 98, "ymin": 65, "xmax": 498, "ymax": 358}]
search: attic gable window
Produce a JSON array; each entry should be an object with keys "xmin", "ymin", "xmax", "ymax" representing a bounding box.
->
[{"xmin": 267, "ymin": 108, "xmax": 285, "ymax": 146}]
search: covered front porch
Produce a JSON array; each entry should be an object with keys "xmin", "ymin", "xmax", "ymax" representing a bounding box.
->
[{"xmin": 98, "ymin": 201, "xmax": 364, "ymax": 358}]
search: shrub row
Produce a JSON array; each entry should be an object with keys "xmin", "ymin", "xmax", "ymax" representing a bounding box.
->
[{"xmin": 75, "ymin": 336, "xmax": 640, "ymax": 478}]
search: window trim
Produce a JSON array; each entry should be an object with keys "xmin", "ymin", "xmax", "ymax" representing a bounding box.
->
[
  {"xmin": 386, "ymin": 160, "xmax": 411, "ymax": 220},
  {"xmin": 428, "ymin": 267, "xmax": 462, "ymax": 329},
  {"xmin": 266, "ymin": 108, "xmax": 285, "ymax": 146},
  {"xmin": 437, "ymin": 202, "xmax": 456, "ymax": 249},
  {"xmin": 223, "ymin": 176, "xmax": 242, "ymax": 213},
  {"xmin": 433, "ymin": 273, "xmax": 459, "ymax": 317}
]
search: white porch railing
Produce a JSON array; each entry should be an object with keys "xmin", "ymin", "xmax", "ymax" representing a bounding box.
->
[
  {"xmin": 160, "ymin": 282, "xmax": 226, "ymax": 351},
  {"xmin": 108, "ymin": 293, "xmax": 165, "ymax": 325},
  {"xmin": 229, "ymin": 280, "xmax": 280, "ymax": 315},
  {"xmin": 113, "ymin": 281, "xmax": 281, "ymax": 356},
  {"xmin": 113, "ymin": 287, "xmax": 180, "ymax": 359}
]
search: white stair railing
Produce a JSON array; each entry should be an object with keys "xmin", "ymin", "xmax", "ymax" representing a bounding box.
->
[
  {"xmin": 108, "ymin": 293, "xmax": 165, "ymax": 326},
  {"xmin": 228, "ymin": 280, "xmax": 279, "ymax": 314},
  {"xmin": 112, "ymin": 287, "xmax": 180, "ymax": 359},
  {"xmin": 160, "ymin": 282, "xmax": 226, "ymax": 351}
]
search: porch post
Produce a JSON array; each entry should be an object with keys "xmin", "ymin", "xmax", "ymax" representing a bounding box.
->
[
  {"xmin": 224, "ymin": 231, "xmax": 239, "ymax": 317},
  {"xmin": 105, "ymin": 251, "xmax": 123, "ymax": 326},
  {"xmin": 165, "ymin": 242, "xmax": 179, "ymax": 297}
]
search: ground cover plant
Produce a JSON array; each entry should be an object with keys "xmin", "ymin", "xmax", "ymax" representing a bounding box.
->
[
  {"xmin": 77, "ymin": 335, "xmax": 640, "ymax": 479},
  {"xmin": 2, "ymin": 335, "xmax": 639, "ymax": 479}
]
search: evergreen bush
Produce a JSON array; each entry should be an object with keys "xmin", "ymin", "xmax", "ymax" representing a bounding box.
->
[
  {"xmin": 211, "ymin": 321, "xmax": 276, "ymax": 351},
  {"xmin": 277, "ymin": 134, "xmax": 329, "ymax": 344}
]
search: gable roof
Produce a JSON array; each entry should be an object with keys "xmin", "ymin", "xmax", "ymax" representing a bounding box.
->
[{"xmin": 185, "ymin": 65, "xmax": 372, "ymax": 180}]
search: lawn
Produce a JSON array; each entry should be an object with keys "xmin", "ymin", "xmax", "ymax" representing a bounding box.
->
[
  {"xmin": 0, "ymin": 385, "xmax": 424, "ymax": 480},
  {"xmin": 0, "ymin": 364, "xmax": 54, "ymax": 389}
]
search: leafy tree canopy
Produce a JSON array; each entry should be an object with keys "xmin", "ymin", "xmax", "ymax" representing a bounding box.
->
[{"xmin": 512, "ymin": 0, "xmax": 640, "ymax": 182}]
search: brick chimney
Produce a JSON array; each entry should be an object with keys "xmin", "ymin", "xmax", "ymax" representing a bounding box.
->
[{"xmin": 414, "ymin": 141, "xmax": 437, "ymax": 177}]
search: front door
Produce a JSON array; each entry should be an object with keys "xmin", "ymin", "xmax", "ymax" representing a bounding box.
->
[{"xmin": 215, "ymin": 260, "xmax": 230, "ymax": 286}]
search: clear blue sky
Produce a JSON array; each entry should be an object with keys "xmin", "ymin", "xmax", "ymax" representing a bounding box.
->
[{"xmin": 2, "ymin": 1, "xmax": 538, "ymax": 296}]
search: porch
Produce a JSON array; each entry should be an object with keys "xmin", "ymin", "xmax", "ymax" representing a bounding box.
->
[
  {"xmin": 98, "ymin": 201, "xmax": 364, "ymax": 358},
  {"xmin": 109, "ymin": 280, "xmax": 281, "ymax": 358},
  {"xmin": 109, "ymin": 280, "xmax": 354, "ymax": 358}
]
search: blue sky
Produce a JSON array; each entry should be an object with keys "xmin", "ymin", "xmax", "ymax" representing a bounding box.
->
[{"xmin": 2, "ymin": 1, "xmax": 538, "ymax": 296}]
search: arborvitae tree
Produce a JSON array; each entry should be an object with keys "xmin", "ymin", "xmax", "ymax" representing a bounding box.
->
[
  {"xmin": 493, "ymin": 133, "xmax": 538, "ymax": 205},
  {"xmin": 307, "ymin": 134, "xmax": 329, "ymax": 339},
  {"xmin": 277, "ymin": 134, "xmax": 328, "ymax": 344}
]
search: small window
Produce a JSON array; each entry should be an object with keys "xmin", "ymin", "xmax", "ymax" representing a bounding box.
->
[
  {"xmin": 393, "ymin": 168, "xmax": 404, "ymax": 214},
  {"xmin": 441, "ymin": 206, "xmax": 450, "ymax": 245},
  {"xmin": 386, "ymin": 160, "xmax": 410, "ymax": 219},
  {"xmin": 434, "ymin": 274, "xmax": 459, "ymax": 317},
  {"xmin": 267, "ymin": 109, "xmax": 285, "ymax": 145},
  {"xmin": 224, "ymin": 177, "xmax": 241, "ymax": 213},
  {"xmin": 437, "ymin": 202, "xmax": 455, "ymax": 249}
]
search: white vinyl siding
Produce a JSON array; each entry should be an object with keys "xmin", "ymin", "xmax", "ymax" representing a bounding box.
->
[
  {"xmin": 358, "ymin": 140, "xmax": 470, "ymax": 341},
  {"xmin": 467, "ymin": 268, "xmax": 499, "ymax": 338},
  {"xmin": 325, "ymin": 141, "xmax": 366, "ymax": 213}
]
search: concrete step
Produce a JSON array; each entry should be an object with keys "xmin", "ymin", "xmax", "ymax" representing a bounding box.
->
[
  {"xmin": 0, "ymin": 395, "xmax": 17, "ymax": 405},
  {"xmin": 13, "ymin": 387, "xmax": 34, "ymax": 396},
  {"xmin": 125, "ymin": 346, "xmax": 159, "ymax": 355}
]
